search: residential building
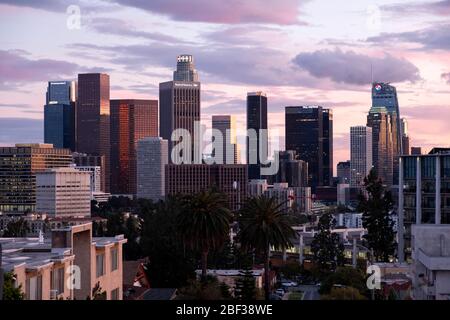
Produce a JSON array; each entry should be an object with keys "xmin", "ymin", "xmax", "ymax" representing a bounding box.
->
[
  {"xmin": 110, "ymin": 99, "xmax": 158, "ymax": 195},
  {"xmin": 0, "ymin": 144, "xmax": 72, "ymax": 214},
  {"xmin": 247, "ymin": 92, "xmax": 268, "ymax": 180}
]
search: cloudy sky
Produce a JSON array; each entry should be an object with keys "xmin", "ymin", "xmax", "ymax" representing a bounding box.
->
[{"xmin": 0, "ymin": 0, "xmax": 449, "ymax": 170}]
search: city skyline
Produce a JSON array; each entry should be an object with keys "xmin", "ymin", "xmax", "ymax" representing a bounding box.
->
[{"xmin": 1, "ymin": 0, "xmax": 450, "ymax": 171}]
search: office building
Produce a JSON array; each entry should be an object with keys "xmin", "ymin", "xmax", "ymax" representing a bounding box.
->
[
  {"xmin": 398, "ymin": 150, "xmax": 450, "ymax": 262},
  {"xmin": 273, "ymin": 150, "xmax": 308, "ymax": 187},
  {"xmin": 0, "ymin": 222, "xmax": 126, "ymax": 300},
  {"xmin": 137, "ymin": 137, "xmax": 168, "ymax": 201},
  {"xmin": 76, "ymin": 73, "xmax": 110, "ymax": 191},
  {"xmin": 401, "ymin": 118, "xmax": 410, "ymax": 155},
  {"xmin": 285, "ymin": 106, "xmax": 333, "ymax": 189},
  {"xmin": 165, "ymin": 164, "xmax": 247, "ymax": 211},
  {"xmin": 337, "ymin": 161, "xmax": 351, "ymax": 184},
  {"xmin": 74, "ymin": 166, "xmax": 102, "ymax": 198},
  {"xmin": 212, "ymin": 115, "xmax": 238, "ymax": 164},
  {"xmin": 110, "ymin": 99, "xmax": 158, "ymax": 195},
  {"xmin": 72, "ymin": 153, "xmax": 106, "ymax": 193},
  {"xmin": 44, "ymin": 81, "xmax": 77, "ymax": 151},
  {"xmin": 0, "ymin": 144, "xmax": 72, "ymax": 214},
  {"xmin": 350, "ymin": 126, "xmax": 373, "ymax": 187},
  {"xmin": 367, "ymin": 107, "xmax": 394, "ymax": 186},
  {"xmin": 247, "ymin": 92, "xmax": 268, "ymax": 180},
  {"xmin": 160, "ymin": 55, "xmax": 200, "ymax": 162},
  {"xmin": 248, "ymin": 179, "xmax": 269, "ymax": 197},
  {"xmin": 411, "ymin": 147, "xmax": 422, "ymax": 155},
  {"xmin": 36, "ymin": 168, "xmax": 91, "ymax": 218}
]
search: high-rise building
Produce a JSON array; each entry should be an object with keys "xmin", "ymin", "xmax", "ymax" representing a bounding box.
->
[
  {"xmin": 36, "ymin": 168, "xmax": 91, "ymax": 218},
  {"xmin": 265, "ymin": 183, "xmax": 312, "ymax": 214},
  {"xmin": 110, "ymin": 99, "xmax": 158, "ymax": 195},
  {"xmin": 371, "ymin": 83, "xmax": 402, "ymax": 184},
  {"xmin": 411, "ymin": 147, "xmax": 422, "ymax": 155},
  {"xmin": 401, "ymin": 118, "xmax": 410, "ymax": 155},
  {"xmin": 165, "ymin": 164, "xmax": 248, "ymax": 212},
  {"xmin": 336, "ymin": 161, "xmax": 351, "ymax": 184},
  {"xmin": 137, "ymin": 137, "xmax": 168, "ymax": 201},
  {"xmin": 0, "ymin": 144, "xmax": 72, "ymax": 214},
  {"xmin": 285, "ymin": 106, "xmax": 333, "ymax": 189},
  {"xmin": 398, "ymin": 149, "xmax": 450, "ymax": 262},
  {"xmin": 273, "ymin": 150, "xmax": 308, "ymax": 187},
  {"xmin": 160, "ymin": 55, "xmax": 201, "ymax": 162},
  {"xmin": 44, "ymin": 81, "xmax": 77, "ymax": 151},
  {"xmin": 72, "ymin": 153, "xmax": 106, "ymax": 192},
  {"xmin": 212, "ymin": 115, "xmax": 238, "ymax": 164},
  {"xmin": 350, "ymin": 126, "xmax": 373, "ymax": 187},
  {"xmin": 247, "ymin": 92, "xmax": 268, "ymax": 180},
  {"xmin": 76, "ymin": 73, "xmax": 110, "ymax": 191},
  {"xmin": 74, "ymin": 166, "xmax": 102, "ymax": 198}
]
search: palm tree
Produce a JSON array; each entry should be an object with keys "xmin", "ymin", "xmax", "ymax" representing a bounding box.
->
[
  {"xmin": 178, "ymin": 190, "xmax": 232, "ymax": 281},
  {"xmin": 238, "ymin": 195, "xmax": 296, "ymax": 300}
]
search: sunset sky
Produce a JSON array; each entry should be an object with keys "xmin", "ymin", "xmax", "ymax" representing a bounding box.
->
[{"xmin": 1, "ymin": 0, "xmax": 449, "ymax": 170}]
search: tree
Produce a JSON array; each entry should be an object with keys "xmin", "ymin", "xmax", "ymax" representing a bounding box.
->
[
  {"xmin": 238, "ymin": 195, "xmax": 295, "ymax": 300},
  {"xmin": 311, "ymin": 212, "xmax": 344, "ymax": 276},
  {"xmin": 321, "ymin": 287, "xmax": 367, "ymax": 300},
  {"xmin": 357, "ymin": 169, "xmax": 396, "ymax": 262},
  {"xmin": 234, "ymin": 266, "xmax": 257, "ymax": 300},
  {"xmin": 319, "ymin": 266, "xmax": 367, "ymax": 296},
  {"xmin": 178, "ymin": 190, "xmax": 232, "ymax": 282},
  {"xmin": 176, "ymin": 276, "xmax": 231, "ymax": 300},
  {"xmin": 2, "ymin": 218, "xmax": 29, "ymax": 237},
  {"xmin": 2, "ymin": 272, "xmax": 24, "ymax": 300}
]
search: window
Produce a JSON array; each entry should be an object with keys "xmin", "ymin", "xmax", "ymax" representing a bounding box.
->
[
  {"xmin": 26, "ymin": 275, "xmax": 42, "ymax": 300},
  {"xmin": 111, "ymin": 247, "xmax": 118, "ymax": 272},
  {"xmin": 96, "ymin": 253, "xmax": 105, "ymax": 278},
  {"xmin": 111, "ymin": 288, "xmax": 120, "ymax": 300},
  {"xmin": 51, "ymin": 267, "xmax": 65, "ymax": 295}
]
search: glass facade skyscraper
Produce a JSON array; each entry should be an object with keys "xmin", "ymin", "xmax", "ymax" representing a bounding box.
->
[
  {"xmin": 44, "ymin": 81, "xmax": 76, "ymax": 151},
  {"xmin": 247, "ymin": 92, "xmax": 268, "ymax": 180},
  {"xmin": 173, "ymin": 54, "xmax": 199, "ymax": 82},
  {"xmin": 350, "ymin": 126, "xmax": 373, "ymax": 187}
]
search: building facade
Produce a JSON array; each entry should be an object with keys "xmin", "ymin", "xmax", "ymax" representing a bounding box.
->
[
  {"xmin": 0, "ymin": 144, "xmax": 72, "ymax": 214},
  {"xmin": 273, "ymin": 150, "xmax": 308, "ymax": 187},
  {"xmin": 110, "ymin": 99, "xmax": 158, "ymax": 195},
  {"xmin": 44, "ymin": 81, "xmax": 77, "ymax": 151},
  {"xmin": 247, "ymin": 92, "xmax": 268, "ymax": 180},
  {"xmin": 72, "ymin": 153, "xmax": 106, "ymax": 193},
  {"xmin": 350, "ymin": 126, "xmax": 373, "ymax": 187},
  {"xmin": 337, "ymin": 160, "xmax": 351, "ymax": 185},
  {"xmin": 136, "ymin": 137, "xmax": 168, "ymax": 201},
  {"xmin": 76, "ymin": 73, "xmax": 110, "ymax": 192},
  {"xmin": 285, "ymin": 106, "xmax": 333, "ymax": 189},
  {"xmin": 35, "ymin": 168, "xmax": 91, "ymax": 218},
  {"xmin": 165, "ymin": 164, "xmax": 248, "ymax": 211},
  {"xmin": 212, "ymin": 115, "xmax": 238, "ymax": 164}
]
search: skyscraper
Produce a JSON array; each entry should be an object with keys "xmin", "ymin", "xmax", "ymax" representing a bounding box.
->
[
  {"xmin": 0, "ymin": 144, "xmax": 72, "ymax": 214},
  {"xmin": 371, "ymin": 82, "xmax": 402, "ymax": 183},
  {"xmin": 160, "ymin": 55, "xmax": 200, "ymax": 162},
  {"xmin": 212, "ymin": 115, "xmax": 238, "ymax": 164},
  {"xmin": 285, "ymin": 106, "xmax": 333, "ymax": 189},
  {"xmin": 350, "ymin": 126, "xmax": 373, "ymax": 187},
  {"xmin": 273, "ymin": 150, "xmax": 308, "ymax": 187},
  {"xmin": 44, "ymin": 81, "xmax": 77, "ymax": 151},
  {"xmin": 110, "ymin": 99, "xmax": 158, "ymax": 195},
  {"xmin": 367, "ymin": 107, "xmax": 393, "ymax": 186},
  {"xmin": 247, "ymin": 92, "xmax": 268, "ymax": 180},
  {"xmin": 137, "ymin": 137, "xmax": 168, "ymax": 201},
  {"xmin": 76, "ymin": 73, "xmax": 111, "ymax": 192},
  {"xmin": 336, "ymin": 161, "xmax": 351, "ymax": 184},
  {"xmin": 401, "ymin": 118, "xmax": 410, "ymax": 155}
]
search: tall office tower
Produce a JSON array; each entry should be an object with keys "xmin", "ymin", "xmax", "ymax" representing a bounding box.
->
[
  {"xmin": 76, "ymin": 73, "xmax": 111, "ymax": 192},
  {"xmin": 110, "ymin": 99, "xmax": 158, "ymax": 195},
  {"xmin": 36, "ymin": 168, "xmax": 91, "ymax": 218},
  {"xmin": 248, "ymin": 179, "xmax": 269, "ymax": 197},
  {"xmin": 173, "ymin": 54, "xmax": 199, "ymax": 82},
  {"xmin": 165, "ymin": 164, "xmax": 248, "ymax": 212},
  {"xmin": 0, "ymin": 144, "xmax": 72, "ymax": 214},
  {"xmin": 72, "ymin": 153, "xmax": 106, "ymax": 192},
  {"xmin": 273, "ymin": 150, "xmax": 308, "ymax": 187},
  {"xmin": 74, "ymin": 166, "xmax": 102, "ymax": 198},
  {"xmin": 401, "ymin": 118, "xmax": 410, "ymax": 155},
  {"xmin": 371, "ymin": 83, "xmax": 402, "ymax": 183},
  {"xmin": 411, "ymin": 147, "xmax": 422, "ymax": 155},
  {"xmin": 367, "ymin": 107, "xmax": 394, "ymax": 186},
  {"xmin": 336, "ymin": 161, "xmax": 351, "ymax": 184},
  {"xmin": 212, "ymin": 115, "xmax": 238, "ymax": 164},
  {"xmin": 160, "ymin": 55, "xmax": 201, "ymax": 162},
  {"xmin": 137, "ymin": 137, "xmax": 168, "ymax": 201},
  {"xmin": 285, "ymin": 106, "xmax": 333, "ymax": 189},
  {"xmin": 397, "ymin": 149, "xmax": 450, "ymax": 262},
  {"xmin": 247, "ymin": 92, "xmax": 268, "ymax": 180},
  {"xmin": 44, "ymin": 81, "xmax": 77, "ymax": 151},
  {"xmin": 350, "ymin": 126, "xmax": 373, "ymax": 187}
]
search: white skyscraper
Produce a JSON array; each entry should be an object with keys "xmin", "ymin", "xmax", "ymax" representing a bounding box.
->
[
  {"xmin": 350, "ymin": 126, "xmax": 373, "ymax": 187},
  {"xmin": 137, "ymin": 137, "xmax": 168, "ymax": 201}
]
